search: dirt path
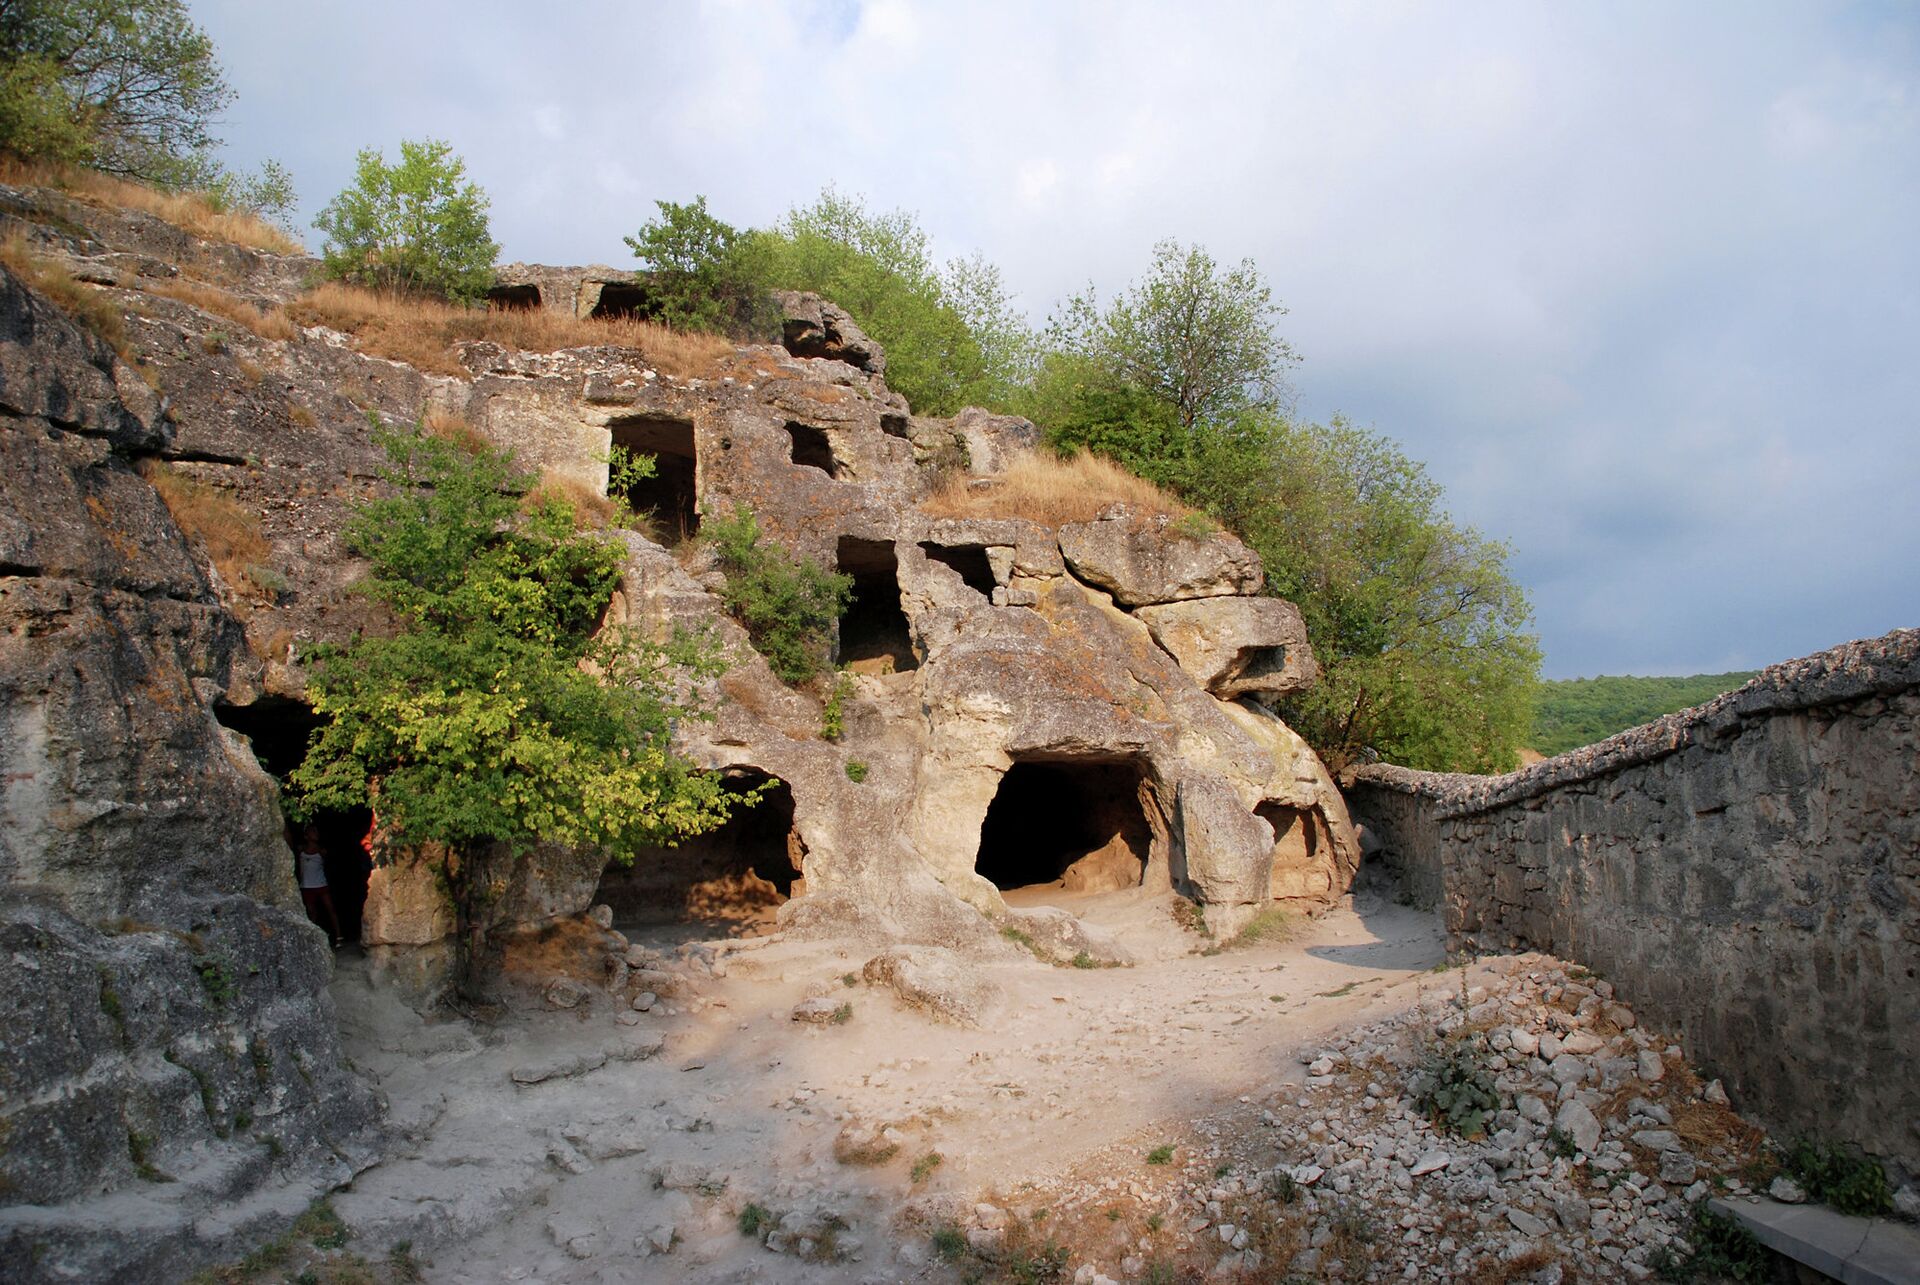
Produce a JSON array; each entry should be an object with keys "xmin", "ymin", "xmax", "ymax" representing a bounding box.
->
[{"xmin": 326, "ymin": 892, "xmax": 1445, "ymax": 1281}]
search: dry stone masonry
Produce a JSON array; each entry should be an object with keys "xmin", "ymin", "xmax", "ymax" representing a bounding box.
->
[{"xmin": 1348, "ymin": 629, "xmax": 1920, "ymax": 1189}]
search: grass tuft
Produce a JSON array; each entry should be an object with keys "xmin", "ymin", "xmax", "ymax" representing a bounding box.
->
[
  {"xmin": 140, "ymin": 460, "xmax": 274, "ymax": 596},
  {"xmin": 288, "ymin": 282, "xmax": 730, "ymax": 380},
  {"xmin": 0, "ymin": 156, "xmax": 302, "ymax": 254},
  {"xmin": 920, "ymin": 449, "xmax": 1194, "ymax": 526}
]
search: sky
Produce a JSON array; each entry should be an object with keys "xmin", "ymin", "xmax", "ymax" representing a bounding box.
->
[{"xmin": 190, "ymin": 1, "xmax": 1919, "ymax": 679}]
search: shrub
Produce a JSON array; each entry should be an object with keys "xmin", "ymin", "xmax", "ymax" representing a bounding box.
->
[
  {"xmin": 737, "ymin": 1203, "xmax": 772, "ymax": 1237},
  {"xmin": 705, "ymin": 505, "xmax": 850, "ymax": 684},
  {"xmin": 1778, "ymin": 1139, "xmax": 1893, "ymax": 1217},
  {"xmin": 843, "ymin": 759, "xmax": 869, "ymax": 783},
  {"xmin": 1145, "ymin": 1144, "xmax": 1174, "ymax": 1166},
  {"xmin": 313, "ymin": 139, "xmax": 498, "ymax": 304},
  {"xmin": 624, "ymin": 196, "xmax": 776, "ymax": 338},
  {"xmin": 1410, "ymin": 1034, "xmax": 1500, "ymax": 1138}
]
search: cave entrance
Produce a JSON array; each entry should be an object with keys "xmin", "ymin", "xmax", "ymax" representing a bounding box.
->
[
  {"xmin": 486, "ymin": 283, "xmax": 541, "ymax": 311},
  {"xmin": 588, "ymin": 281, "xmax": 657, "ymax": 322},
  {"xmin": 591, "ymin": 772, "xmax": 803, "ymax": 935},
  {"xmin": 977, "ymin": 758, "xmax": 1151, "ymax": 899},
  {"xmin": 919, "ymin": 541, "xmax": 996, "ymax": 598},
  {"xmin": 786, "ymin": 421, "xmax": 842, "ymax": 478},
  {"xmin": 610, "ymin": 415, "xmax": 698, "ymax": 545},
  {"xmin": 836, "ymin": 537, "xmax": 917, "ymax": 674},
  {"xmin": 213, "ymin": 697, "xmax": 373, "ymax": 947},
  {"xmin": 1258, "ymin": 802, "xmax": 1335, "ymax": 902}
]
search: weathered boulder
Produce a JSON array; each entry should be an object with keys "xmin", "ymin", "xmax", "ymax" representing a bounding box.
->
[
  {"xmin": 1005, "ymin": 906, "xmax": 1132, "ymax": 967},
  {"xmin": 1135, "ymin": 596, "xmax": 1318, "ymax": 698},
  {"xmin": 1058, "ymin": 509, "xmax": 1263, "ymax": 606},
  {"xmin": 947, "ymin": 406, "xmax": 1040, "ymax": 477},
  {"xmin": 862, "ymin": 945, "xmax": 999, "ymax": 1025},
  {"xmin": 773, "ymin": 289, "xmax": 886, "ymax": 375}
]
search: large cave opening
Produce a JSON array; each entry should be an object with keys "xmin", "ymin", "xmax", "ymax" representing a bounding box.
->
[
  {"xmin": 835, "ymin": 536, "xmax": 917, "ymax": 673},
  {"xmin": 976, "ymin": 758, "xmax": 1151, "ymax": 897},
  {"xmin": 610, "ymin": 414, "xmax": 699, "ymax": 545},
  {"xmin": 214, "ymin": 697, "xmax": 372, "ymax": 947},
  {"xmin": 591, "ymin": 771, "xmax": 803, "ymax": 934},
  {"xmin": 486, "ymin": 283, "xmax": 541, "ymax": 311},
  {"xmin": 588, "ymin": 281, "xmax": 658, "ymax": 322}
]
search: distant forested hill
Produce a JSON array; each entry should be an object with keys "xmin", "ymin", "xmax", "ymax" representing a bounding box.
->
[{"xmin": 1529, "ymin": 672, "xmax": 1758, "ymax": 756}]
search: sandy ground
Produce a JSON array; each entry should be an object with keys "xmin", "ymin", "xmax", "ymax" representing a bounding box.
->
[{"xmin": 326, "ymin": 888, "xmax": 1447, "ymax": 1282}]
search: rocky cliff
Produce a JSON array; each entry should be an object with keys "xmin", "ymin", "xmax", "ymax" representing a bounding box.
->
[{"xmin": 0, "ymin": 182, "xmax": 1360, "ymax": 1278}]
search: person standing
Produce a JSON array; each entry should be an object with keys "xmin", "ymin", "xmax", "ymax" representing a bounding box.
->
[{"xmin": 295, "ymin": 823, "xmax": 341, "ymax": 948}]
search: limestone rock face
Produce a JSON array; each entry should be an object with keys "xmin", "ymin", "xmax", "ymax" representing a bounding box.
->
[
  {"xmin": 1135, "ymin": 596, "xmax": 1318, "ymax": 699},
  {"xmin": 1058, "ymin": 510, "xmax": 1264, "ymax": 606},
  {"xmin": 0, "ymin": 185, "xmax": 1369, "ymax": 1273},
  {"xmin": 0, "ymin": 261, "xmax": 379, "ymax": 1281},
  {"xmin": 772, "ymin": 289, "xmax": 886, "ymax": 375}
]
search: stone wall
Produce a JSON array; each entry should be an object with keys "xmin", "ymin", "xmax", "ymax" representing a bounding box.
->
[{"xmin": 1347, "ymin": 630, "xmax": 1920, "ymax": 1181}]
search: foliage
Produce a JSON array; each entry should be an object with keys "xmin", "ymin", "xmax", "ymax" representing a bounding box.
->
[
  {"xmin": 602, "ymin": 443, "xmax": 657, "ymax": 527},
  {"xmin": 1777, "ymin": 1138, "xmax": 1892, "ymax": 1216},
  {"xmin": 1531, "ymin": 671, "xmax": 1756, "ymax": 756},
  {"xmin": 1653, "ymin": 1204, "xmax": 1770, "ymax": 1283},
  {"xmin": 624, "ymin": 195, "xmax": 776, "ymax": 338},
  {"xmin": 286, "ymin": 417, "xmax": 739, "ymax": 991},
  {"xmin": 312, "ymin": 139, "xmax": 498, "ymax": 303},
  {"xmin": 843, "ymin": 760, "xmax": 868, "ymax": 783},
  {"xmin": 819, "ymin": 670, "xmax": 854, "ymax": 740},
  {"xmin": 191, "ymin": 954, "xmax": 235, "ymax": 1005},
  {"xmin": 910, "ymin": 1151, "xmax": 943, "ymax": 1183},
  {"xmin": 703, "ymin": 504, "xmax": 850, "ymax": 684},
  {"xmin": 0, "ymin": 0, "xmax": 231, "ymax": 187},
  {"xmin": 736, "ymin": 1203, "xmax": 771, "ymax": 1237},
  {"xmin": 759, "ymin": 187, "xmax": 1033, "ymax": 414},
  {"xmin": 1411, "ymin": 1034, "xmax": 1500, "ymax": 1138},
  {"xmin": 204, "ymin": 157, "xmax": 297, "ymax": 234},
  {"xmin": 1047, "ymin": 405, "xmax": 1537, "ymax": 772},
  {"xmin": 1144, "ymin": 1144, "xmax": 1174, "ymax": 1165},
  {"xmin": 1035, "ymin": 238, "xmax": 1295, "ymax": 431}
]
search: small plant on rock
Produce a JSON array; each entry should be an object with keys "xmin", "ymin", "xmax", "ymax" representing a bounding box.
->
[
  {"xmin": 737, "ymin": 1202, "xmax": 772, "ymax": 1237},
  {"xmin": 844, "ymin": 759, "xmax": 869, "ymax": 783},
  {"xmin": 705, "ymin": 505, "xmax": 850, "ymax": 684},
  {"xmin": 1145, "ymin": 1144, "xmax": 1175, "ymax": 1166},
  {"xmin": 910, "ymin": 1151, "xmax": 943, "ymax": 1183},
  {"xmin": 930, "ymin": 1224, "xmax": 967, "ymax": 1262},
  {"xmin": 1410, "ymin": 1033, "xmax": 1500, "ymax": 1138},
  {"xmin": 1653, "ymin": 1204, "xmax": 1770, "ymax": 1283},
  {"xmin": 1777, "ymin": 1138, "xmax": 1893, "ymax": 1217}
]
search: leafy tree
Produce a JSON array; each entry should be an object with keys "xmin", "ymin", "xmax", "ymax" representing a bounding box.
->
[
  {"xmin": 760, "ymin": 188, "xmax": 1032, "ymax": 415},
  {"xmin": 205, "ymin": 156, "xmax": 297, "ymax": 234},
  {"xmin": 313, "ymin": 139, "xmax": 498, "ymax": 303},
  {"xmin": 0, "ymin": 0, "xmax": 231, "ymax": 186},
  {"xmin": 704, "ymin": 504, "xmax": 851, "ymax": 684},
  {"xmin": 287, "ymin": 418, "xmax": 740, "ymax": 993},
  {"xmin": 1236, "ymin": 415, "xmax": 1538, "ymax": 773},
  {"xmin": 623, "ymin": 195, "xmax": 776, "ymax": 338},
  {"xmin": 1040, "ymin": 239, "xmax": 1296, "ymax": 433}
]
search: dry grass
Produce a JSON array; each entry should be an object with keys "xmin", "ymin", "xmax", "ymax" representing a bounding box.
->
[
  {"xmin": 421, "ymin": 405, "xmax": 492, "ymax": 456},
  {"xmin": 288, "ymin": 282, "xmax": 732, "ymax": 380},
  {"xmin": 919, "ymin": 449, "xmax": 1194, "ymax": 525},
  {"xmin": 0, "ymin": 231, "xmax": 127, "ymax": 349},
  {"xmin": 144, "ymin": 277, "xmax": 298, "ymax": 341},
  {"xmin": 527, "ymin": 470, "xmax": 621, "ymax": 528},
  {"xmin": 140, "ymin": 461, "xmax": 272, "ymax": 595},
  {"xmin": 0, "ymin": 155, "xmax": 302, "ymax": 255}
]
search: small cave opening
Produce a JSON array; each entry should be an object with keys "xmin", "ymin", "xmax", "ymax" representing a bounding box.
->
[
  {"xmin": 836, "ymin": 536, "xmax": 918, "ymax": 674},
  {"xmin": 919, "ymin": 541, "xmax": 997, "ymax": 598},
  {"xmin": 976, "ymin": 758, "xmax": 1151, "ymax": 896},
  {"xmin": 880, "ymin": 412, "xmax": 912, "ymax": 439},
  {"xmin": 588, "ymin": 281, "xmax": 658, "ymax": 322},
  {"xmin": 214, "ymin": 697, "xmax": 372, "ymax": 947},
  {"xmin": 1258, "ymin": 801, "xmax": 1333, "ymax": 901},
  {"xmin": 486, "ymin": 283, "xmax": 541, "ymax": 312},
  {"xmin": 610, "ymin": 414, "xmax": 699, "ymax": 545},
  {"xmin": 785, "ymin": 421, "xmax": 841, "ymax": 478},
  {"xmin": 591, "ymin": 772, "xmax": 805, "ymax": 933}
]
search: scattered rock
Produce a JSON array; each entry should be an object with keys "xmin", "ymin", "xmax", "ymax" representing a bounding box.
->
[
  {"xmin": 1768, "ymin": 1176, "xmax": 1807, "ymax": 1204},
  {"xmin": 544, "ymin": 978, "xmax": 593, "ymax": 1010},
  {"xmin": 861, "ymin": 946, "xmax": 998, "ymax": 1025}
]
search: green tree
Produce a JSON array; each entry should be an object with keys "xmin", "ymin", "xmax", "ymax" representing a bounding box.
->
[
  {"xmin": 623, "ymin": 194, "xmax": 776, "ymax": 338},
  {"xmin": 287, "ymin": 418, "xmax": 740, "ymax": 993},
  {"xmin": 704, "ymin": 505, "xmax": 851, "ymax": 684},
  {"xmin": 0, "ymin": 0, "xmax": 232, "ymax": 185},
  {"xmin": 760, "ymin": 188, "xmax": 1032, "ymax": 415},
  {"xmin": 1238, "ymin": 415, "xmax": 1538, "ymax": 773},
  {"xmin": 205, "ymin": 156, "xmax": 297, "ymax": 234},
  {"xmin": 313, "ymin": 139, "xmax": 498, "ymax": 303},
  {"xmin": 1040, "ymin": 239, "xmax": 1296, "ymax": 433}
]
